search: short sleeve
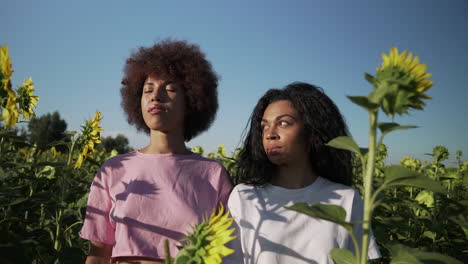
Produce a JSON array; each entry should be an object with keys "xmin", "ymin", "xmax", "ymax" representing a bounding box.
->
[
  {"xmin": 348, "ymin": 191, "xmax": 381, "ymax": 260},
  {"xmin": 224, "ymin": 185, "xmax": 246, "ymax": 264},
  {"xmin": 79, "ymin": 165, "xmax": 115, "ymax": 245}
]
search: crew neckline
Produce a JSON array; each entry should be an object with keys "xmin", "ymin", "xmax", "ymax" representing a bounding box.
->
[
  {"xmin": 265, "ymin": 176, "xmax": 325, "ymax": 196},
  {"xmin": 134, "ymin": 150, "xmax": 198, "ymax": 158}
]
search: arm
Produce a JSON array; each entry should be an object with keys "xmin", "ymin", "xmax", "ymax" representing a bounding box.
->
[{"xmin": 85, "ymin": 241, "xmax": 112, "ymax": 264}]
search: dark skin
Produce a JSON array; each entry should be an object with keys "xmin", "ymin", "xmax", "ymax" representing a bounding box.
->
[
  {"xmin": 85, "ymin": 75, "xmax": 190, "ymax": 264},
  {"xmin": 261, "ymin": 100, "xmax": 318, "ymax": 189}
]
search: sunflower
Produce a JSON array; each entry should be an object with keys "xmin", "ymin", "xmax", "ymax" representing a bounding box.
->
[
  {"xmin": 369, "ymin": 47, "xmax": 433, "ymax": 117},
  {"xmin": 1, "ymin": 93, "xmax": 19, "ymax": 128},
  {"xmin": 74, "ymin": 111, "xmax": 103, "ymax": 169},
  {"xmin": 0, "ymin": 44, "xmax": 13, "ymax": 95},
  {"xmin": 17, "ymin": 77, "xmax": 39, "ymax": 120},
  {"xmin": 400, "ymin": 156, "xmax": 422, "ymax": 171},
  {"xmin": 174, "ymin": 203, "xmax": 236, "ymax": 264},
  {"xmin": 0, "ymin": 44, "xmax": 19, "ymax": 128}
]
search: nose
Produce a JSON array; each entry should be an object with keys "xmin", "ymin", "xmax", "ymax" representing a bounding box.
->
[
  {"xmin": 265, "ymin": 126, "xmax": 279, "ymax": 140},
  {"xmin": 151, "ymin": 88, "xmax": 164, "ymax": 102}
]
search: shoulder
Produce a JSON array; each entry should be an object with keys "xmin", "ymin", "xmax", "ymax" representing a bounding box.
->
[
  {"xmin": 94, "ymin": 152, "xmax": 138, "ymax": 183},
  {"xmin": 187, "ymin": 154, "xmax": 232, "ymax": 179},
  {"xmin": 227, "ymin": 184, "xmax": 255, "ymax": 215},
  {"xmin": 101, "ymin": 151, "xmax": 138, "ymax": 168},
  {"xmin": 228, "ymin": 184, "xmax": 259, "ymax": 205},
  {"xmin": 318, "ymin": 177, "xmax": 359, "ymax": 197},
  {"xmin": 316, "ymin": 177, "xmax": 362, "ymax": 210},
  {"xmin": 189, "ymin": 154, "xmax": 226, "ymax": 168},
  {"xmin": 232, "ymin": 183, "xmax": 257, "ymax": 193}
]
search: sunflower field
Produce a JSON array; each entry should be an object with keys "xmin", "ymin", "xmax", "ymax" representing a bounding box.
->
[{"xmin": 1, "ymin": 43, "xmax": 467, "ymax": 264}]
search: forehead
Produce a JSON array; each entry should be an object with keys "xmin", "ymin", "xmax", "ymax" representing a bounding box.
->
[
  {"xmin": 144, "ymin": 75, "xmax": 169, "ymax": 84},
  {"xmin": 262, "ymin": 100, "xmax": 298, "ymax": 119},
  {"xmin": 143, "ymin": 75, "xmax": 183, "ymax": 88}
]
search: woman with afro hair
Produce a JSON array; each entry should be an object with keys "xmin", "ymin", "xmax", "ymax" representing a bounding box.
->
[
  {"xmin": 79, "ymin": 39, "xmax": 233, "ymax": 263},
  {"xmin": 227, "ymin": 82, "xmax": 380, "ymax": 263}
]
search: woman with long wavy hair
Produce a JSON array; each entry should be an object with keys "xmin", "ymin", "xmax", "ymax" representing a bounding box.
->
[{"xmin": 227, "ymin": 82, "xmax": 380, "ymax": 264}]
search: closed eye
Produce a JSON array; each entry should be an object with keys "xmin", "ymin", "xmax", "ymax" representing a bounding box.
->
[{"xmin": 165, "ymin": 83, "xmax": 179, "ymax": 92}]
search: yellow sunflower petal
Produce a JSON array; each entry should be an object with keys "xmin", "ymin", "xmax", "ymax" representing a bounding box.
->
[
  {"xmin": 204, "ymin": 255, "xmax": 222, "ymax": 264},
  {"xmin": 381, "ymin": 52, "xmax": 390, "ymax": 68},
  {"xmin": 392, "ymin": 47, "xmax": 399, "ymax": 65}
]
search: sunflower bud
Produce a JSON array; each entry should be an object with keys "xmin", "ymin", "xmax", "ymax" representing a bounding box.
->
[
  {"xmin": 74, "ymin": 111, "xmax": 104, "ymax": 169},
  {"xmin": 400, "ymin": 156, "xmax": 422, "ymax": 171},
  {"xmin": 367, "ymin": 47, "xmax": 433, "ymax": 117},
  {"xmin": 17, "ymin": 77, "xmax": 39, "ymax": 120}
]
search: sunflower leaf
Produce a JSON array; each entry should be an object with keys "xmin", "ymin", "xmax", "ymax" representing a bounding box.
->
[
  {"xmin": 389, "ymin": 243, "xmax": 463, "ymax": 264},
  {"xmin": 326, "ymin": 136, "xmax": 363, "ymax": 159},
  {"xmin": 347, "ymin": 96, "xmax": 379, "ymax": 112},
  {"xmin": 364, "ymin": 72, "xmax": 376, "ymax": 85},
  {"xmin": 285, "ymin": 203, "xmax": 353, "ymax": 232},
  {"xmin": 378, "ymin": 122, "xmax": 417, "ymax": 139},
  {"xmin": 330, "ymin": 248, "xmax": 357, "ymax": 264},
  {"xmin": 383, "ymin": 165, "xmax": 447, "ymax": 194}
]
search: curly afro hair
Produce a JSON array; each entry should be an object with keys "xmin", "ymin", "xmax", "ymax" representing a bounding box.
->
[
  {"xmin": 120, "ymin": 39, "xmax": 219, "ymax": 141},
  {"xmin": 237, "ymin": 82, "xmax": 353, "ymax": 186}
]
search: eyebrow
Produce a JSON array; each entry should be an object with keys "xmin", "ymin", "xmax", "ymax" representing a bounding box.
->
[
  {"xmin": 261, "ymin": 114, "xmax": 297, "ymax": 123},
  {"xmin": 143, "ymin": 80, "xmax": 175, "ymax": 86}
]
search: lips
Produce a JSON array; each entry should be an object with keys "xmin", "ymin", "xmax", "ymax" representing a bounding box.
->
[
  {"xmin": 148, "ymin": 105, "xmax": 166, "ymax": 114},
  {"xmin": 266, "ymin": 146, "xmax": 282, "ymax": 155}
]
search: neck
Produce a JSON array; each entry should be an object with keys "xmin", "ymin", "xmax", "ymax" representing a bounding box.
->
[
  {"xmin": 141, "ymin": 130, "xmax": 191, "ymax": 154},
  {"xmin": 271, "ymin": 159, "xmax": 317, "ymax": 189}
]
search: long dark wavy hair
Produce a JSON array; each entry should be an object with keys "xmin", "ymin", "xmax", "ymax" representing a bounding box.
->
[{"xmin": 236, "ymin": 82, "xmax": 353, "ymax": 186}]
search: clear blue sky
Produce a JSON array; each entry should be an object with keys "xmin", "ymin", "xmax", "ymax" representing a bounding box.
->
[{"xmin": 2, "ymin": 0, "xmax": 467, "ymax": 165}]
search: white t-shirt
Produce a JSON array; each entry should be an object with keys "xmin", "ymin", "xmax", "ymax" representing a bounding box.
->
[{"xmin": 225, "ymin": 176, "xmax": 380, "ymax": 264}]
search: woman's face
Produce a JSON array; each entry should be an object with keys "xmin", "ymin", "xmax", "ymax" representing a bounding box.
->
[
  {"xmin": 261, "ymin": 100, "xmax": 309, "ymax": 166},
  {"xmin": 141, "ymin": 75, "xmax": 185, "ymax": 133}
]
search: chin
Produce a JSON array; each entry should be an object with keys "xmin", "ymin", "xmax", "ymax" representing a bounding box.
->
[{"xmin": 267, "ymin": 156, "xmax": 287, "ymax": 166}]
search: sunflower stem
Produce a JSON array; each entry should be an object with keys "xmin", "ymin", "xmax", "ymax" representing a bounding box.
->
[
  {"xmin": 164, "ymin": 239, "xmax": 173, "ymax": 264},
  {"xmin": 67, "ymin": 135, "xmax": 77, "ymax": 167},
  {"xmin": 360, "ymin": 110, "xmax": 378, "ymax": 264}
]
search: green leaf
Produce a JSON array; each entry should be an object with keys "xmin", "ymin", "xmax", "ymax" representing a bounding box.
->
[
  {"xmin": 36, "ymin": 162, "xmax": 66, "ymax": 167},
  {"xmin": 389, "ymin": 244, "xmax": 463, "ymax": 264},
  {"xmin": 284, "ymin": 203, "xmax": 353, "ymax": 232},
  {"xmin": 414, "ymin": 190, "xmax": 434, "ymax": 208},
  {"xmin": 449, "ymin": 214, "xmax": 468, "ymax": 240},
  {"xmin": 378, "ymin": 122, "xmax": 418, "ymax": 139},
  {"xmin": 368, "ymin": 81, "xmax": 392, "ymax": 105},
  {"xmin": 19, "ymin": 239, "xmax": 39, "ymax": 245},
  {"xmin": 36, "ymin": 165, "xmax": 56, "ymax": 179},
  {"xmin": 439, "ymin": 171, "xmax": 459, "ymax": 180},
  {"xmin": 422, "ymin": 231, "xmax": 436, "ymax": 240},
  {"xmin": 347, "ymin": 96, "xmax": 379, "ymax": 111},
  {"xmin": 9, "ymin": 197, "xmax": 29, "ymax": 206},
  {"xmin": 64, "ymin": 130, "xmax": 77, "ymax": 136},
  {"xmin": 330, "ymin": 248, "xmax": 357, "ymax": 264},
  {"xmin": 383, "ymin": 166, "xmax": 448, "ymax": 194},
  {"xmin": 389, "ymin": 244, "xmax": 423, "ymax": 264},
  {"xmin": 326, "ymin": 136, "xmax": 362, "ymax": 158},
  {"xmin": 46, "ymin": 141, "xmax": 70, "ymax": 148},
  {"xmin": 364, "ymin": 72, "xmax": 376, "ymax": 85}
]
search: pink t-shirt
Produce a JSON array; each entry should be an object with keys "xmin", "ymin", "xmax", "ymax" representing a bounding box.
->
[{"xmin": 79, "ymin": 151, "xmax": 233, "ymax": 260}]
